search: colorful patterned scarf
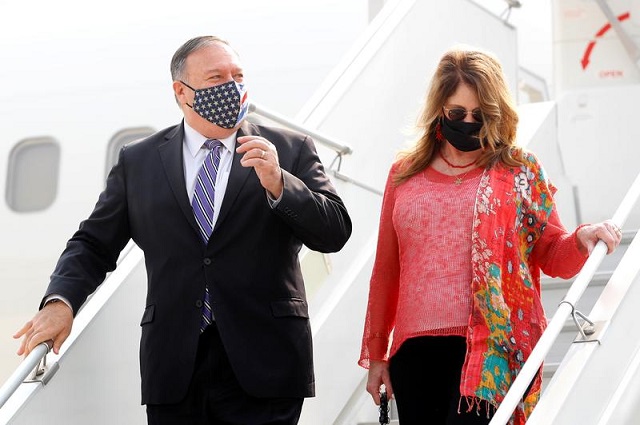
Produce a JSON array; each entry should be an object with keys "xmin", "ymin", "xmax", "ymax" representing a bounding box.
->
[{"xmin": 460, "ymin": 152, "xmax": 556, "ymax": 424}]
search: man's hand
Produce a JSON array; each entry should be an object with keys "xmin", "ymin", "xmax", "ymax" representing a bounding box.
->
[
  {"xmin": 14, "ymin": 301, "xmax": 73, "ymax": 356},
  {"xmin": 236, "ymin": 136, "xmax": 283, "ymax": 199}
]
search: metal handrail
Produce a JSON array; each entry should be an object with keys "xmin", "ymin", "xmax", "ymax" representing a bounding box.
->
[
  {"xmin": 0, "ymin": 342, "xmax": 51, "ymax": 409},
  {"xmin": 249, "ymin": 102, "xmax": 386, "ymax": 197},
  {"xmin": 490, "ymin": 169, "xmax": 640, "ymax": 424},
  {"xmin": 248, "ymin": 103, "xmax": 353, "ymax": 156},
  {"xmin": 331, "ymin": 170, "xmax": 383, "ymax": 196}
]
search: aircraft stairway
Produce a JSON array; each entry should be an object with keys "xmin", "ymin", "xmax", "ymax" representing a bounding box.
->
[
  {"xmin": 5, "ymin": 0, "xmax": 637, "ymax": 424},
  {"xmin": 0, "ymin": 0, "xmax": 519, "ymax": 422}
]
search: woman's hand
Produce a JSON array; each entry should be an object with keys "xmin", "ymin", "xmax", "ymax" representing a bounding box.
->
[
  {"xmin": 366, "ymin": 360, "xmax": 394, "ymax": 405},
  {"xmin": 576, "ymin": 220, "xmax": 622, "ymax": 255}
]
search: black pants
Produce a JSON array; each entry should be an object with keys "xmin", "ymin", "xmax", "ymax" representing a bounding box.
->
[
  {"xmin": 389, "ymin": 336, "xmax": 493, "ymax": 425},
  {"xmin": 147, "ymin": 324, "xmax": 303, "ymax": 425}
]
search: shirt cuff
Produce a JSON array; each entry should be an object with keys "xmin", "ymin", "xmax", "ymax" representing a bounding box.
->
[
  {"xmin": 265, "ymin": 183, "xmax": 284, "ymax": 208},
  {"xmin": 43, "ymin": 295, "xmax": 72, "ymax": 310},
  {"xmin": 265, "ymin": 171, "xmax": 285, "ymax": 208}
]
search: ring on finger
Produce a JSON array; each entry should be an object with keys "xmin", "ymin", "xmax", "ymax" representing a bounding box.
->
[{"xmin": 260, "ymin": 150, "xmax": 266, "ymax": 159}]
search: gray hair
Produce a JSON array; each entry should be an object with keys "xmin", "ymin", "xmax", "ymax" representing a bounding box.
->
[{"xmin": 170, "ymin": 36, "xmax": 230, "ymax": 81}]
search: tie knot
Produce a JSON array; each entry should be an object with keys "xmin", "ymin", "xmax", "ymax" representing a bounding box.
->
[{"xmin": 204, "ymin": 139, "xmax": 222, "ymax": 150}]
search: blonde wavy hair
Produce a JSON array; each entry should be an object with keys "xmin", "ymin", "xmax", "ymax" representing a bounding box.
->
[{"xmin": 394, "ymin": 47, "xmax": 524, "ymax": 184}]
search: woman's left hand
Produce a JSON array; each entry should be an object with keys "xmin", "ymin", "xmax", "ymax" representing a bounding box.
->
[{"xmin": 576, "ymin": 220, "xmax": 622, "ymax": 255}]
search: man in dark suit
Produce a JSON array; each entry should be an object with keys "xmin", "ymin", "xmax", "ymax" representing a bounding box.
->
[{"xmin": 14, "ymin": 35, "xmax": 352, "ymax": 424}]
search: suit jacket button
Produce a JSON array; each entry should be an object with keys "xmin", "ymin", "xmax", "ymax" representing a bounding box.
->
[
  {"xmin": 195, "ymin": 300, "xmax": 203, "ymax": 308},
  {"xmin": 203, "ymin": 258, "xmax": 212, "ymax": 266}
]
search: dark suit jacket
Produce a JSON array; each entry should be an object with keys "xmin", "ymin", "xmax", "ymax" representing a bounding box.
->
[{"xmin": 44, "ymin": 120, "xmax": 352, "ymax": 404}]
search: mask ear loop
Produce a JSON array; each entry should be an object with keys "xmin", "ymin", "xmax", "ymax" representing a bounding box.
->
[
  {"xmin": 179, "ymin": 80, "xmax": 196, "ymax": 91},
  {"xmin": 179, "ymin": 80, "xmax": 196, "ymax": 109}
]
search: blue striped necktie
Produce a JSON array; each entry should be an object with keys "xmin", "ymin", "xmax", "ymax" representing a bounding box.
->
[{"xmin": 191, "ymin": 139, "xmax": 222, "ymax": 332}]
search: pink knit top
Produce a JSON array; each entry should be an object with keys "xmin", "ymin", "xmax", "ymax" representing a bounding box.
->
[{"xmin": 392, "ymin": 166, "xmax": 483, "ymax": 340}]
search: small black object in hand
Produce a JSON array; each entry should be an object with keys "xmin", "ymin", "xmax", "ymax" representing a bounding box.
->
[{"xmin": 379, "ymin": 391, "xmax": 390, "ymax": 425}]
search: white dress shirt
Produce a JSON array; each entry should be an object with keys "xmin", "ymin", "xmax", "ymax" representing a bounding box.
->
[{"xmin": 182, "ymin": 120, "xmax": 235, "ymax": 230}]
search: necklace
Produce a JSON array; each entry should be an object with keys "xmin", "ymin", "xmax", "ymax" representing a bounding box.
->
[
  {"xmin": 439, "ymin": 150, "xmax": 478, "ymax": 169},
  {"xmin": 453, "ymin": 169, "xmax": 474, "ymax": 185},
  {"xmin": 437, "ymin": 150, "xmax": 478, "ymax": 185}
]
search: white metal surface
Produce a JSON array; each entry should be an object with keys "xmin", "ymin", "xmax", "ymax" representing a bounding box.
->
[
  {"xmin": 553, "ymin": 0, "xmax": 640, "ymax": 91},
  {"xmin": 556, "ymin": 85, "xmax": 640, "ymax": 230}
]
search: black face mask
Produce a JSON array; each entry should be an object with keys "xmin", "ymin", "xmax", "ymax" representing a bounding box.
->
[{"xmin": 440, "ymin": 116, "xmax": 484, "ymax": 152}]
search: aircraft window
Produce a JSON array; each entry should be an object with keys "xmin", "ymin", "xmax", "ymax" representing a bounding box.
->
[
  {"xmin": 6, "ymin": 137, "xmax": 60, "ymax": 212},
  {"xmin": 106, "ymin": 127, "xmax": 155, "ymax": 178}
]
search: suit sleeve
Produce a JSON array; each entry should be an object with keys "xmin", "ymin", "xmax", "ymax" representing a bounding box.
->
[
  {"xmin": 43, "ymin": 147, "xmax": 132, "ymax": 314},
  {"xmin": 272, "ymin": 135, "xmax": 352, "ymax": 253}
]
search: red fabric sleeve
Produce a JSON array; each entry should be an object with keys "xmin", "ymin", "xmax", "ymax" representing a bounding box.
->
[
  {"xmin": 358, "ymin": 164, "xmax": 401, "ymax": 368},
  {"xmin": 530, "ymin": 206, "xmax": 589, "ymax": 279}
]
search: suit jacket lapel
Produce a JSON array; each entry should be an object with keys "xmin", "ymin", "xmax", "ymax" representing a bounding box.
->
[
  {"xmin": 212, "ymin": 121, "xmax": 258, "ymax": 233},
  {"xmin": 158, "ymin": 122, "xmax": 201, "ymax": 237}
]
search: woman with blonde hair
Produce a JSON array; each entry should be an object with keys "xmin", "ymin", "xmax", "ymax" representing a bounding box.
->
[{"xmin": 358, "ymin": 47, "xmax": 621, "ymax": 424}]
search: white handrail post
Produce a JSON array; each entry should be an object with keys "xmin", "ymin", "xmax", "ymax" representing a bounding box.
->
[
  {"xmin": 0, "ymin": 342, "xmax": 51, "ymax": 409},
  {"xmin": 490, "ymin": 169, "xmax": 640, "ymax": 424}
]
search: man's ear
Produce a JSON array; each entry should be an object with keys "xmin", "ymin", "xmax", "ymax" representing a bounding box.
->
[{"xmin": 173, "ymin": 80, "xmax": 187, "ymax": 103}]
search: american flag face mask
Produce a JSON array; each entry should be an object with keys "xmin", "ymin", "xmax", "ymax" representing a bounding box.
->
[{"xmin": 182, "ymin": 80, "xmax": 249, "ymax": 129}]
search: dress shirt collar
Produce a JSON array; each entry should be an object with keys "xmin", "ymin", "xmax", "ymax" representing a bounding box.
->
[{"xmin": 183, "ymin": 120, "xmax": 237, "ymax": 157}]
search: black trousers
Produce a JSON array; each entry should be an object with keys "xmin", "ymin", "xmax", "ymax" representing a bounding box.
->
[
  {"xmin": 146, "ymin": 324, "xmax": 303, "ymax": 425},
  {"xmin": 389, "ymin": 336, "xmax": 493, "ymax": 425}
]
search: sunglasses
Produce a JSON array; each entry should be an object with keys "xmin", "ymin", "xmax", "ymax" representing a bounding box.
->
[{"xmin": 443, "ymin": 106, "xmax": 483, "ymax": 123}]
